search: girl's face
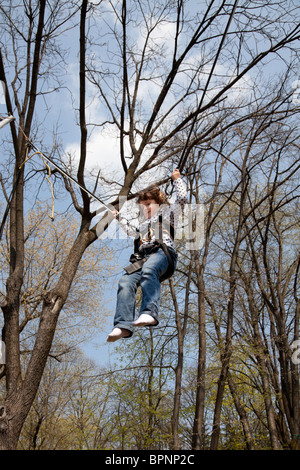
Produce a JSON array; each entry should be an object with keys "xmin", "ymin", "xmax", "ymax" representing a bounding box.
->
[{"xmin": 139, "ymin": 199, "xmax": 160, "ymax": 219}]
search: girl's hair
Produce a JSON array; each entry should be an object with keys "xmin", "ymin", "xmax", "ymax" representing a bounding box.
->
[{"xmin": 136, "ymin": 184, "xmax": 168, "ymax": 206}]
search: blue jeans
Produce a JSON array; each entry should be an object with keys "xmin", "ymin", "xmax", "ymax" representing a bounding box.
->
[{"xmin": 113, "ymin": 248, "xmax": 177, "ymax": 335}]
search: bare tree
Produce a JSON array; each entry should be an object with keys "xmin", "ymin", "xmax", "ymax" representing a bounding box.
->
[
  {"xmin": 0, "ymin": 0, "xmax": 299, "ymax": 450},
  {"xmin": 205, "ymin": 89, "xmax": 299, "ymax": 449}
]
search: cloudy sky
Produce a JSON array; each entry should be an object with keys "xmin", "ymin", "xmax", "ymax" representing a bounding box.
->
[{"xmin": 1, "ymin": 0, "xmax": 295, "ymax": 366}]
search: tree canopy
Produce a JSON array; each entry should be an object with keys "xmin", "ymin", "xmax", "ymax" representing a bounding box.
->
[{"xmin": 0, "ymin": 0, "xmax": 299, "ymax": 450}]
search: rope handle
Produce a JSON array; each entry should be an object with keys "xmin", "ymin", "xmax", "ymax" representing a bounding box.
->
[{"xmin": 19, "ymin": 142, "xmax": 55, "ymax": 221}]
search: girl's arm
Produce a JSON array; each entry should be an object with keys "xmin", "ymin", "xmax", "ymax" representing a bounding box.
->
[
  {"xmin": 171, "ymin": 169, "xmax": 187, "ymax": 206},
  {"xmin": 168, "ymin": 170, "xmax": 187, "ymax": 229},
  {"xmin": 112, "ymin": 209, "xmax": 139, "ymax": 238}
]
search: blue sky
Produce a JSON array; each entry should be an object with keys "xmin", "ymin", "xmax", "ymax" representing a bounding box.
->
[{"xmin": 1, "ymin": 0, "xmax": 299, "ymax": 369}]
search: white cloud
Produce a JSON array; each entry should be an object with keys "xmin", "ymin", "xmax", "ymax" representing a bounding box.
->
[
  {"xmin": 198, "ymin": 62, "xmax": 255, "ymax": 106},
  {"xmin": 65, "ymin": 125, "xmax": 123, "ymax": 180}
]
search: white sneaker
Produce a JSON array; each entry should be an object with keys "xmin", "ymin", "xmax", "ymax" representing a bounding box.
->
[
  {"xmin": 132, "ymin": 314, "xmax": 157, "ymax": 327},
  {"xmin": 107, "ymin": 328, "xmax": 131, "ymax": 342}
]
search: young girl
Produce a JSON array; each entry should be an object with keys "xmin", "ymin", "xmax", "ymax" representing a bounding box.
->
[{"xmin": 107, "ymin": 169, "xmax": 187, "ymax": 342}]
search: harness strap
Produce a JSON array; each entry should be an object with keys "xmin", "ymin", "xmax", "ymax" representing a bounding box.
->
[
  {"xmin": 136, "ymin": 214, "xmax": 175, "ymax": 246},
  {"xmin": 124, "ymin": 215, "xmax": 176, "ymax": 282},
  {"xmin": 156, "ymin": 214, "xmax": 176, "ymax": 282}
]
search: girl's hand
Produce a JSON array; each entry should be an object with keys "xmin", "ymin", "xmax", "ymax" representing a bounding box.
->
[
  {"xmin": 111, "ymin": 209, "xmax": 119, "ymax": 219},
  {"xmin": 171, "ymin": 168, "xmax": 181, "ymax": 180}
]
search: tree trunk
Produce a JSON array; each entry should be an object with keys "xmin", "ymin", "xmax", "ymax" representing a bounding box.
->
[
  {"xmin": 170, "ymin": 265, "xmax": 191, "ymax": 450},
  {"xmin": 210, "ymin": 161, "xmax": 249, "ymax": 450},
  {"xmin": 0, "ymin": 1, "xmax": 94, "ymax": 450},
  {"xmin": 227, "ymin": 375, "xmax": 255, "ymax": 450},
  {"xmin": 191, "ymin": 258, "xmax": 206, "ymax": 450}
]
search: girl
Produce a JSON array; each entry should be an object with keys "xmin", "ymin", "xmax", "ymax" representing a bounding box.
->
[{"xmin": 107, "ymin": 169, "xmax": 187, "ymax": 342}]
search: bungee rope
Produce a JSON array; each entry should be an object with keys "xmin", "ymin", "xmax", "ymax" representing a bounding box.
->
[
  {"xmin": 0, "ymin": 114, "xmax": 15, "ymax": 130},
  {"xmin": 19, "ymin": 143, "xmax": 55, "ymax": 221},
  {"xmin": 0, "ymin": 124, "xmax": 116, "ymax": 240},
  {"xmin": 0, "ymin": 1, "xmax": 239, "ymax": 238},
  {"xmin": 174, "ymin": 0, "xmax": 239, "ymax": 179},
  {"xmin": 42, "ymin": 156, "xmax": 55, "ymax": 221}
]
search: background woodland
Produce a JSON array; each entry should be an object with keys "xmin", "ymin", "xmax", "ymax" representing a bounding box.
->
[{"xmin": 0, "ymin": 0, "xmax": 299, "ymax": 450}]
